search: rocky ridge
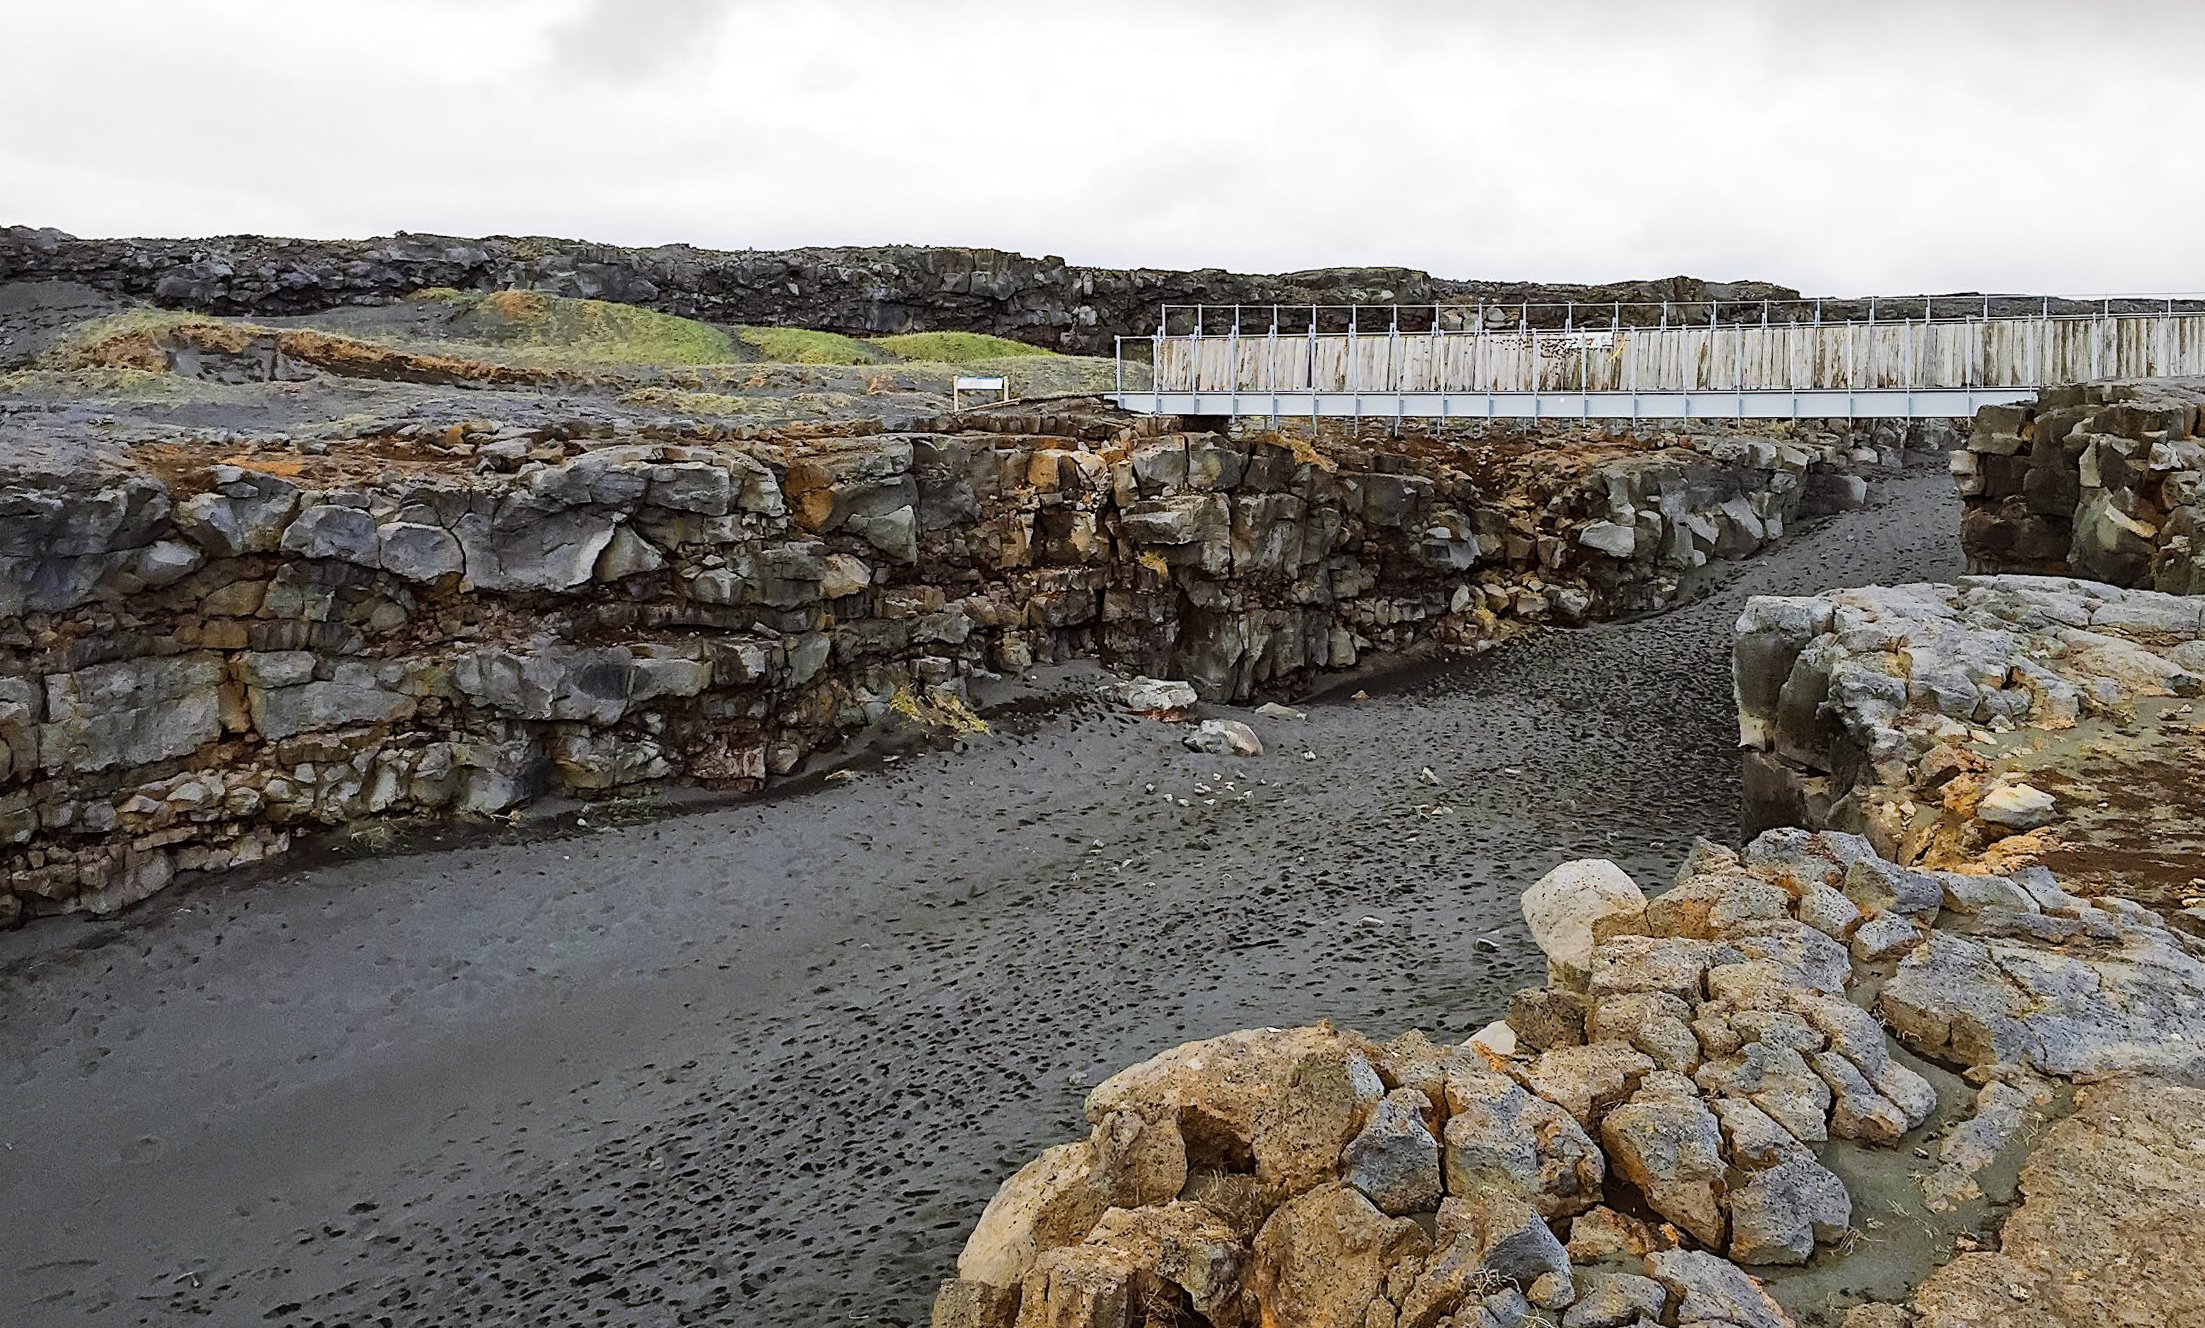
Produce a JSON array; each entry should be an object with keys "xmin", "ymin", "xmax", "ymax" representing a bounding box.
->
[
  {"xmin": 0, "ymin": 225, "xmax": 1807, "ymax": 355},
  {"xmin": 1, "ymin": 389, "xmax": 1911, "ymax": 923},
  {"xmin": 929, "ymin": 828, "xmax": 2205, "ymax": 1327}
]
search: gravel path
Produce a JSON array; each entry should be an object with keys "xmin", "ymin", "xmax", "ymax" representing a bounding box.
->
[{"xmin": 0, "ymin": 463, "xmax": 1964, "ymax": 1328}]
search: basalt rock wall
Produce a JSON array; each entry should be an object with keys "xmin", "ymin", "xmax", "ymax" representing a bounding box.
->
[
  {"xmin": 1, "ymin": 404, "xmax": 1884, "ymax": 923},
  {"xmin": 1954, "ymin": 379, "xmax": 2205, "ymax": 591},
  {"xmin": 0, "ymin": 225, "xmax": 1799, "ymax": 355}
]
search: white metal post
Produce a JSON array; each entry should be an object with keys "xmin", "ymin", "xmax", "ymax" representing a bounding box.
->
[{"xmin": 1226, "ymin": 304, "xmax": 1241, "ymax": 419}]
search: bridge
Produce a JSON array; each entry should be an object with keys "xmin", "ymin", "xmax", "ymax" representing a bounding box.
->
[{"xmin": 1107, "ymin": 297, "xmax": 2205, "ymax": 422}]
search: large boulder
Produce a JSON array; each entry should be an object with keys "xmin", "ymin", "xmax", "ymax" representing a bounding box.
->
[
  {"xmin": 1600, "ymin": 1088, "xmax": 1728, "ymax": 1248},
  {"xmin": 1341, "ymin": 1088, "xmax": 1443, "ymax": 1216},
  {"xmin": 956, "ymin": 1142, "xmax": 1110, "ymax": 1288},
  {"xmin": 1523, "ymin": 860, "xmax": 1649, "ymax": 987},
  {"xmin": 1443, "ymin": 1068, "xmax": 1606, "ymax": 1219},
  {"xmin": 1248, "ymin": 1183, "xmax": 1429, "ymax": 1328}
]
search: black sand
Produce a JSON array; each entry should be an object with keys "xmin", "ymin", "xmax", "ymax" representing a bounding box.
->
[{"xmin": 0, "ymin": 464, "xmax": 1965, "ymax": 1328}]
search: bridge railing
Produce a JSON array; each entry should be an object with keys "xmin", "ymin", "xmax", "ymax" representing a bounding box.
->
[{"xmin": 1126, "ymin": 302, "xmax": 2205, "ymax": 399}]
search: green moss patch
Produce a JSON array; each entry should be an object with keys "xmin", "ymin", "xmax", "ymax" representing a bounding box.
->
[
  {"xmin": 871, "ymin": 331, "xmax": 1054, "ymax": 362},
  {"xmin": 735, "ymin": 326, "xmax": 886, "ymax": 365}
]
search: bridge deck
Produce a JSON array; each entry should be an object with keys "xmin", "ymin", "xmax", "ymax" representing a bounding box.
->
[{"xmin": 1109, "ymin": 303, "xmax": 2205, "ymax": 420}]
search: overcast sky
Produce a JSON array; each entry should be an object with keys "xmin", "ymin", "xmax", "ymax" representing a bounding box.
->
[{"xmin": 7, "ymin": 1, "xmax": 2197, "ymax": 296}]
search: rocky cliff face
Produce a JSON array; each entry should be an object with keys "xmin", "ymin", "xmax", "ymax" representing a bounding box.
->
[
  {"xmin": 0, "ymin": 225, "xmax": 1799, "ymax": 354},
  {"xmin": 0, "ymin": 399, "xmax": 1895, "ymax": 923},
  {"xmin": 1954, "ymin": 380, "xmax": 2205, "ymax": 590}
]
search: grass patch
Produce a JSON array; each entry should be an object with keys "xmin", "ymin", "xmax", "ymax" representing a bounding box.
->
[
  {"xmin": 451, "ymin": 290, "xmax": 736, "ymax": 366},
  {"xmin": 46, "ymin": 308, "xmax": 219, "ymax": 366},
  {"xmin": 406, "ymin": 286, "xmax": 476, "ymax": 304},
  {"xmin": 871, "ymin": 331, "xmax": 1054, "ymax": 362},
  {"xmin": 0, "ymin": 365, "xmax": 235, "ymax": 402},
  {"xmin": 735, "ymin": 326, "xmax": 885, "ymax": 365}
]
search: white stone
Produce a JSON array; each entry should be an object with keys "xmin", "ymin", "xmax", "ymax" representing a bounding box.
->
[
  {"xmin": 1978, "ymin": 780, "xmax": 2057, "ymax": 831},
  {"xmin": 1120, "ymin": 676, "xmax": 1197, "ymax": 713},
  {"xmin": 1579, "ymin": 521, "xmax": 1639, "ymax": 558},
  {"xmin": 1468, "ymin": 1021, "xmax": 1518, "ymax": 1057},
  {"xmin": 820, "ymin": 553, "xmax": 873, "ymax": 599},
  {"xmin": 1522, "ymin": 859, "xmax": 1648, "ymax": 986},
  {"xmin": 1183, "ymin": 719, "xmax": 1262, "ymax": 757}
]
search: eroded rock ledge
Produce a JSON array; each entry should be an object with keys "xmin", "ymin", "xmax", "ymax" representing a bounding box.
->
[
  {"xmin": 1, "ymin": 399, "xmax": 1895, "ymax": 922},
  {"xmin": 1735, "ymin": 576, "xmax": 2205, "ymax": 911},
  {"xmin": 929, "ymin": 829, "xmax": 2205, "ymax": 1328}
]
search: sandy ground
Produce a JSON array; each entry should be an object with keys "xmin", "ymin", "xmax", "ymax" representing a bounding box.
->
[{"xmin": 0, "ymin": 465, "xmax": 1965, "ymax": 1328}]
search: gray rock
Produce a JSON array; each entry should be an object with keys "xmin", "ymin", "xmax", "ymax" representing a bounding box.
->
[
  {"xmin": 1937, "ymin": 871, "xmax": 2038, "ymax": 915},
  {"xmin": 1341, "ymin": 1088, "xmax": 1442, "ymax": 1216},
  {"xmin": 593, "ymin": 524, "xmax": 667, "ymax": 581},
  {"xmin": 133, "ymin": 539, "xmax": 205, "ymax": 588},
  {"xmin": 1561, "ymin": 1272, "xmax": 1667, "ymax": 1328},
  {"xmin": 1600, "ymin": 1090, "xmax": 1728, "ymax": 1248},
  {"xmin": 848, "ymin": 506, "xmax": 918, "ymax": 564},
  {"xmin": 1880, "ymin": 923, "xmax": 2205, "ymax": 1081},
  {"xmin": 820, "ymin": 552, "xmax": 872, "ymax": 599},
  {"xmin": 1694, "ymin": 1042, "xmax": 1832, "ymax": 1144},
  {"xmin": 40, "ymin": 654, "xmax": 225, "ymax": 774},
  {"xmin": 644, "ymin": 461, "xmax": 733, "ymax": 514},
  {"xmin": 281, "ymin": 501, "xmax": 381, "ymax": 566},
  {"xmin": 1796, "ymin": 884, "xmax": 1864, "ymax": 940},
  {"xmin": 249, "ymin": 662, "xmax": 416, "ymax": 740},
  {"xmin": 1923, "ymin": 1079, "xmax": 2035, "ymax": 1214},
  {"xmin": 376, "ymin": 522, "xmax": 464, "ymax": 581},
  {"xmin": 458, "ymin": 504, "xmax": 621, "ymax": 592},
  {"xmin": 1442, "ymin": 1068, "xmax": 1605, "ymax": 1219},
  {"xmin": 1588, "ymin": 991, "xmax": 1700, "ymax": 1073},
  {"xmin": 1455, "ymin": 1190, "xmax": 1570, "ymax": 1291},
  {"xmin": 173, "ymin": 474, "xmax": 300, "ymax": 556},
  {"xmin": 1579, "ymin": 521, "xmax": 1639, "ymax": 558},
  {"xmin": 1726, "ymin": 1155, "xmax": 1851, "ymax": 1265},
  {"xmin": 1848, "ymin": 911, "xmax": 1924, "ymax": 963},
  {"xmin": 1977, "ymin": 779, "xmax": 2057, "ymax": 830},
  {"xmin": 1841, "ymin": 857, "xmax": 1944, "ymax": 919},
  {"xmin": 1644, "ymin": 1249, "xmax": 1791, "ymax": 1328},
  {"xmin": 1709, "ymin": 1097, "xmax": 1809, "ymax": 1169},
  {"xmin": 1119, "ymin": 676, "xmax": 1197, "ymax": 713}
]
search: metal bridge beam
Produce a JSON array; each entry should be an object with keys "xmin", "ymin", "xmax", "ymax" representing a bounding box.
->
[{"xmin": 1109, "ymin": 388, "xmax": 2038, "ymax": 421}]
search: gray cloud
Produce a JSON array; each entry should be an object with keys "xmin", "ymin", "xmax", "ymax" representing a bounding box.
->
[
  {"xmin": 545, "ymin": 0, "xmax": 738, "ymax": 81},
  {"xmin": 5, "ymin": 1, "xmax": 2198, "ymax": 296}
]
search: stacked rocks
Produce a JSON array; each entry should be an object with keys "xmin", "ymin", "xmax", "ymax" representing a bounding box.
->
[
  {"xmin": 929, "ymin": 830, "xmax": 1990, "ymax": 1328},
  {"xmin": 1955, "ymin": 381, "xmax": 2205, "ymax": 592}
]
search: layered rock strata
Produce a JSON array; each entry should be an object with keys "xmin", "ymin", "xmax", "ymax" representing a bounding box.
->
[
  {"xmin": 1955, "ymin": 379, "xmax": 2205, "ymax": 592},
  {"xmin": 2, "ymin": 404, "xmax": 1885, "ymax": 921},
  {"xmin": 1734, "ymin": 576, "xmax": 2205, "ymax": 907}
]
